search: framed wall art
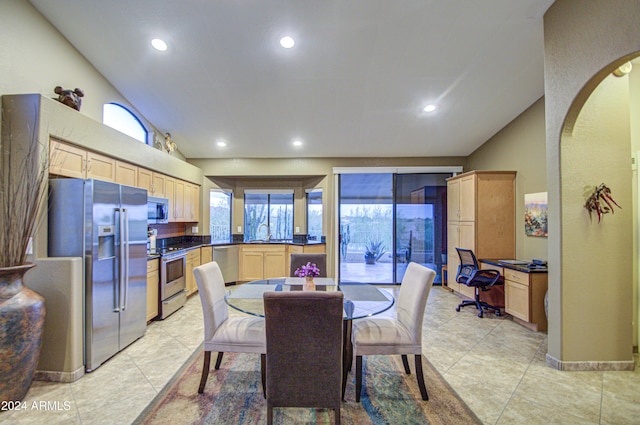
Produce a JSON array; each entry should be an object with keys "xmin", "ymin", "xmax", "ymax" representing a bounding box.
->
[{"xmin": 524, "ymin": 192, "xmax": 548, "ymax": 237}]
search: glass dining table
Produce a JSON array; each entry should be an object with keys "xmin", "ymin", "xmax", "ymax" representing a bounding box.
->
[{"xmin": 224, "ymin": 277, "xmax": 395, "ymax": 399}]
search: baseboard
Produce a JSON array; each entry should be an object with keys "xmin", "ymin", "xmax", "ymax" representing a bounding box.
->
[
  {"xmin": 34, "ymin": 366, "xmax": 85, "ymax": 383},
  {"xmin": 546, "ymin": 353, "xmax": 635, "ymax": 371}
]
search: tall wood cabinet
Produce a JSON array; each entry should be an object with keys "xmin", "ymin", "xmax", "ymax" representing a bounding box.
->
[{"xmin": 447, "ymin": 171, "xmax": 516, "ymax": 298}]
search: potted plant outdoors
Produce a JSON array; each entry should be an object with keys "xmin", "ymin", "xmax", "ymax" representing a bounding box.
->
[
  {"xmin": 0, "ymin": 115, "xmax": 48, "ymax": 402},
  {"xmin": 364, "ymin": 239, "xmax": 386, "ymax": 265}
]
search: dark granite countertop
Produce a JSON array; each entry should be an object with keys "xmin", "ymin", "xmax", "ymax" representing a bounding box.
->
[
  {"xmin": 480, "ymin": 259, "xmax": 548, "ymax": 273},
  {"xmin": 148, "ymin": 239, "xmax": 325, "ymax": 257}
]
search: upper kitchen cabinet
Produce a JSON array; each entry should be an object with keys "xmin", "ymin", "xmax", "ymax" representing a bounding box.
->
[
  {"xmin": 115, "ymin": 160, "xmax": 138, "ymax": 186},
  {"xmin": 138, "ymin": 168, "xmax": 167, "ymax": 198},
  {"xmin": 50, "ymin": 139, "xmax": 116, "ymax": 182}
]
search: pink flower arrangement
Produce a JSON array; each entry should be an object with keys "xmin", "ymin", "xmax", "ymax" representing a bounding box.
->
[{"xmin": 294, "ymin": 262, "xmax": 320, "ymax": 278}]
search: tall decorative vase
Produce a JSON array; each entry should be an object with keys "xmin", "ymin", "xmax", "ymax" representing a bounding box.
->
[
  {"xmin": 303, "ymin": 276, "xmax": 316, "ymax": 291},
  {"xmin": 0, "ymin": 263, "xmax": 45, "ymax": 402}
]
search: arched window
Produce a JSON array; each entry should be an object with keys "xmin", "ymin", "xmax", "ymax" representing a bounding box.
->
[{"xmin": 103, "ymin": 103, "xmax": 148, "ymax": 144}]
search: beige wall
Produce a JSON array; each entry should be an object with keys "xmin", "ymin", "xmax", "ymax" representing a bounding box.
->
[
  {"xmin": 467, "ymin": 97, "xmax": 547, "ymax": 261},
  {"xmin": 0, "ymin": 0, "xmax": 185, "ymax": 160},
  {"xmin": 544, "ymin": 0, "xmax": 640, "ymax": 366},
  {"xmin": 191, "ymin": 157, "xmax": 467, "ymax": 274}
]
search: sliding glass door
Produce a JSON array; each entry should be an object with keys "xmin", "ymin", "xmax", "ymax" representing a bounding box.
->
[
  {"xmin": 339, "ymin": 173, "xmax": 394, "ymax": 283},
  {"xmin": 339, "ymin": 172, "xmax": 450, "ymax": 284},
  {"xmin": 395, "ymin": 173, "xmax": 449, "ymax": 283}
]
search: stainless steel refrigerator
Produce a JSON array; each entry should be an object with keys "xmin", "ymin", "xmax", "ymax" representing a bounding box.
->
[{"xmin": 48, "ymin": 179, "xmax": 147, "ymax": 372}]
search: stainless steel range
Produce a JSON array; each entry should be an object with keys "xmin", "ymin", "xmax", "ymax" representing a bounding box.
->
[{"xmin": 160, "ymin": 250, "xmax": 187, "ymax": 319}]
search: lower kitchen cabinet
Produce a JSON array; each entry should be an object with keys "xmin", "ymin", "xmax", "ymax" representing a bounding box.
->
[
  {"xmin": 239, "ymin": 245, "xmax": 286, "ymax": 281},
  {"xmin": 201, "ymin": 246, "xmax": 213, "ymax": 264},
  {"xmin": 146, "ymin": 259, "xmax": 159, "ymax": 322},
  {"xmin": 303, "ymin": 244, "xmax": 326, "ymax": 254},
  {"xmin": 185, "ymin": 248, "xmax": 201, "ymax": 296}
]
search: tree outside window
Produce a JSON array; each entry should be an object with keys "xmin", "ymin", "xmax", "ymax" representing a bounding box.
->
[{"xmin": 244, "ymin": 191, "xmax": 293, "ymax": 241}]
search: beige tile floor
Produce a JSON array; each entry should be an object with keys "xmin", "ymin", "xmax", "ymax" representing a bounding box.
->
[{"xmin": 2, "ymin": 286, "xmax": 639, "ymax": 424}]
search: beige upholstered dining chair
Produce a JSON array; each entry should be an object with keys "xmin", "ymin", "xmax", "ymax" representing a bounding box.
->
[
  {"xmin": 289, "ymin": 253, "xmax": 327, "ymax": 277},
  {"xmin": 263, "ymin": 291, "xmax": 343, "ymax": 425},
  {"xmin": 193, "ymin": 261, "xmax": 266, "ymax": 395},
  {"xmin": 350, "ymin": 262, "xmax": 436, "ymax": 402}
]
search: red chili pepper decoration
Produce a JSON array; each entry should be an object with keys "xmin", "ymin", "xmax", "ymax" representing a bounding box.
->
[{"xmin": 584, "ymin": 183, "xmax": 621, "ymax": 223}]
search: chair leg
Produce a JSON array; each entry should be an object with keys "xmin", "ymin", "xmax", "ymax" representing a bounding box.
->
[
  {"xmin": 198, "ymin": 351, "xmax": 211, "ymax": 394},
  {"xmin": 414, "ymin": 355, "xmax": 429, "ymax": 401},
  {"xmin": 401, "ymin": 355, "xmax": 411, "ymax": 374},
  {"xmin": 214, "ymin": 351, "xmax": 224, "ymax": 369},
  {"xmin": 261, "ymin": 353, "xmax": 266, "ymax": 398},
  {"xmin": 267, "ymin": 406, "xmax": 273, "ymax": 425},
  {"xmin": 334, "ymin": 407, "xmax": 341, "ymax": 425},
  {"xmin": 355, "ymin": 355, "xmax": 363, "ymax": 402}
]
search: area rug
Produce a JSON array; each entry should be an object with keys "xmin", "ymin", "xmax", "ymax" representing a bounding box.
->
[{"xmin": 134, "ymin": 345, "xmax": 481, "ymax": 425}]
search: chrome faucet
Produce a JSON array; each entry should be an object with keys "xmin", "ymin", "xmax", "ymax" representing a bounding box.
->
[{"xmin": 258, "ymin": 223, "xmax": 271, "ymax": 241}]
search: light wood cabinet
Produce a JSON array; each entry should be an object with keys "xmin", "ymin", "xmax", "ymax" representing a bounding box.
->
[
  {"xmin": 504, "ymin": 269, "xmax": 548, "ymax": 331},
  {"xmin": 185, "ymin": 248, "xmax": 201, "ymax": 296},
  {"xmin": 286, "ymin": 245, "xmax": 304, "ymax": 276},
  {"xmin": 115, "ymin": 160, "xmax": 138, "ymax": 186},
  {"xmin": 138, "ymin": 168, "xmax": 167, "ymax": 197},
  {"xmin": 152, "ymin": 173, "xmax": 166, "ymax": 198},
  {"xmin": 200, "ymin": 246, "xmax": 213, "ymax": 264},
  {"xmin": 137, "ymin": 167, "xmax": 153, "ymax": 193},
  {"xmin": 447, "ymin": 171, "xmax": 516, "ymax": 299},
  {"xmin": 239, "ymin": 245, "xmax": 286, "ymax": 281},
  {"xmin": 165, "ymin": 177, "xmax": 176, "ymax": 221},
  {"xmin": 184, "ymin": 182, "xmax": 199, "ymax": 222},
  {"xmin": 173, "ymin": 179, "xmax": 185, "ymax": 221},
  {"xmin": 49, "ymin": 139, "xmax": 116, "ymax": 182},
  {"xmin": 303, "ymin": 244, "xmax": 326, "ymax": 254},
  {"xmin": 146, "ymin": 259, "xmax": 159, "ymax": 322}
]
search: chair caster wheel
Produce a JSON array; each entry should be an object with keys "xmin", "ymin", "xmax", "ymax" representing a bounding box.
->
[
  {"xmin": 495, "ymin": 311, "xmax": 501, "ymax": 316},
  {"xmin": 477, "ymin": 312, "xmax": 483, "ymax": 318},
  {"xmin": 456, "ymin": 307, "xmax": 461, "ymax": 312}
]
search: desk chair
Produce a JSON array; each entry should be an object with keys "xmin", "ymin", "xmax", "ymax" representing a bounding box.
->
[
  {"xmin": 264, "ymin": 291, "xmax": 344, "ymax": 425},
  {"xmin": 290, "ymin": 253, "xmax": 327, "ymax": 277},
  {"xmin": 193, "ymin": 261, "xmax": 266, "ymax": 395},
  {"xmin": 454, "ymin": 248, "xmax": 502, "ymax": 318},
  {"xmin": 351, "ymin": 262, "xmax": 436, "ymax": 402}
]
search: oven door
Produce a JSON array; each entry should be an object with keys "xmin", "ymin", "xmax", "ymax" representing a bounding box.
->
[{"xmin": 161, "ymin": 254, "xmax": 186, "ymax": 300}]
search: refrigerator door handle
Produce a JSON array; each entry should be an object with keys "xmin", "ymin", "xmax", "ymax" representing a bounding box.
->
[
  {"xmin": 113, "ymin": 208, "xmax": 122, "ymax": 312},
  {"xmin": 118, "ymin": 207, "xmax": 126, "ymax": 311},
  {"xmin": 122, "ymin": 208, "xmax": 129, "ymax": 310}
]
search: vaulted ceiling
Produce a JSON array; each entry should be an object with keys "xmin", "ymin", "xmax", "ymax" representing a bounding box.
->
[{"xmin": 30, "ymin": 0, "xmax": 555, "ymax": 159}]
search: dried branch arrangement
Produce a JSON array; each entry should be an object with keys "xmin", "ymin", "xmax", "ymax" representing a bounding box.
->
[
  {"xmin": 584, "ymin": 183, "xmax": 621, "ymax": 223},
  {"xmin": 0, "ymin": 116, "xmax": 49, "ymax": 267}
]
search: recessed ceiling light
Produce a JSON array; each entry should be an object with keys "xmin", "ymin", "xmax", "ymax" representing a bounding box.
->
[
  {"xmin": 423, "ymin": 104, "xmax": 437, "ymax": 113},
  {"xmin": 216, "ymin": 141, "xmax": 227, "ymax": 147},
  {"xmin": 292, "ymin": 140, "xmax": 303, "ymax": 147},
  {"xmin": 151, "ymin": 38, "xmax": 168, "ymax": 51},
  {"xmin": 280, "ymin": 36, "xmax": 295, "ymax": 49}
]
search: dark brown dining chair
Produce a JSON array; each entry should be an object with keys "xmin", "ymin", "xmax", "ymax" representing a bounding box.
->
[
  {"xmin": 263, "ymin": 291, "xmax": 343, "ymax": 425},
  {"xmin": 289, "ymin": 253, "xmax": 327, "ymax": 277}
]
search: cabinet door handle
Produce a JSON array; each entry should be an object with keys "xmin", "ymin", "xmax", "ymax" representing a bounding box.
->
[{"xmin": 86, "ymin": 158, "xmax": 92, "ymax": 173}]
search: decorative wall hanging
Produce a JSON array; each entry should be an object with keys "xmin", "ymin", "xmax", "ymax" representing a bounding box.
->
[
  {"xmin": 584, "ymin": 183, "xmax": 621, "ymax": 223},
  {"xmin": 524, "ymin": 192, "xmax": 548, "ymax": 237}
]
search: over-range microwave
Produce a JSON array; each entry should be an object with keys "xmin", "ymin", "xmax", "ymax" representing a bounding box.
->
[{"xmin": 148, "ymin": 196, "xmax": 169, "ymax": 224}]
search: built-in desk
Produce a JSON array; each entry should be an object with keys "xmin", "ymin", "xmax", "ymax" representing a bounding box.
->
[{"xmin": 480, "ymin": 260, "xmax": 548, "ymax": 332}]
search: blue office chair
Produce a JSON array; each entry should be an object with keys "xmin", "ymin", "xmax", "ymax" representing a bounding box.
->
[{"xmin": 455, "ymin": 248, "xmax": 502, "ymax": 318}]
